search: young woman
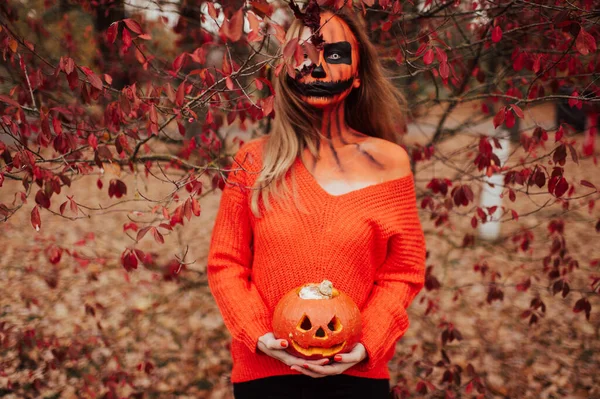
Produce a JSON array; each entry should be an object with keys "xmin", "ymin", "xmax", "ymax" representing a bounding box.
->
[{"xmin": 207, "ymin": 5, "xmax": 426, "ymax": 399}]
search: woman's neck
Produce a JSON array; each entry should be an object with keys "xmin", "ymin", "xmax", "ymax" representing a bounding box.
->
[{"xmin": 314, "ymin": 103, "xmax": 364, "ymax": 146}]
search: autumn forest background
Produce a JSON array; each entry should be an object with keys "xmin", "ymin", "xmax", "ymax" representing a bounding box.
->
[{"xmin": 0, "ymin": 0, "xmax": 599, "ymax": 398}]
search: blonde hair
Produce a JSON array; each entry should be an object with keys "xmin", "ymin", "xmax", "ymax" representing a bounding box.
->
[{"xmin": 250, "ymin": 6, "xmax": 406, "ymax": 217}]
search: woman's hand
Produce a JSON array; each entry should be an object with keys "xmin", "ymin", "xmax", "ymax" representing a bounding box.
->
[
  {"xmin": 257, "ymin": 333, "xmax": 330, "ymax": 369},
  {"xmin": 290, "ymin": 343, "xmax": 367, "ymax": 378}
]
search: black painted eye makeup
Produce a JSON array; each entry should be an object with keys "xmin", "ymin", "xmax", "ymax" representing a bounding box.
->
[{"xmin": 324, "ymin": 42, "xmax": 352, "ymax": 65}]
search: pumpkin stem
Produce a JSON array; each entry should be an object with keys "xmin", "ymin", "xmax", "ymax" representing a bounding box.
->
[{"xmin": 318, "ymin": 280, "xmax": 333, "ymax": 297}]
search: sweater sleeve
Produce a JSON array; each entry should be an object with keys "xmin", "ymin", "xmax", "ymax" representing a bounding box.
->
[
  {"xmin": 207, "ymin": 144, "xmax": 272, "ymax": 353},
  {"xmin": 358, "ymin": 180, "xmax": 426, "ymax": 370}
]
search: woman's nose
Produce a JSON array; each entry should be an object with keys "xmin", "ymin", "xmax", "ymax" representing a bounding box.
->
[{"xmin": 311, "ymin": 64, "xmax": 327, "ymax": 79}]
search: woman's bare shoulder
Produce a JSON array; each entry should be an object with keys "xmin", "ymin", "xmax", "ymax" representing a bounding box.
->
[{"xmin": 359, "ymin": 137, "xmax": 412, "ymax": 178}]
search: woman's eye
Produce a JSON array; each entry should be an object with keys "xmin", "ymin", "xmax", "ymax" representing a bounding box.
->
[
  {"xmin": 328, "ymin": 53, "xmax": 340, "ymax": 60},
  {"xmin": 304, "ymin": 53, "xmax": 308, "ymax": 59}
]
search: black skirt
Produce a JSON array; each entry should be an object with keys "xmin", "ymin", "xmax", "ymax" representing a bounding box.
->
[{"xmin": 233, "ymin": 374, "xmax": 390, "ymax": 399}]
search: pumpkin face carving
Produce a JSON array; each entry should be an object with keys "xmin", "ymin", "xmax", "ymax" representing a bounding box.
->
[
  {"xmin": 272, "ymin": 280, "xmax": 362, "ymax": 360},
  {"xmin": 287, "ymin": 11, "xmax": 361, "ymax": 108}
]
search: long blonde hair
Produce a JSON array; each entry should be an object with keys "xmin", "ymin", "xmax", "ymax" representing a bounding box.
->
[{"xmin": 250, "ymin": 5, "xmax": 406, "ymax": 216}]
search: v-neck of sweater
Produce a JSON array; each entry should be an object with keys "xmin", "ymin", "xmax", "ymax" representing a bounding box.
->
[{"xmin": 294, "ymin": 155, "xmax": 415, "ymax": 203}]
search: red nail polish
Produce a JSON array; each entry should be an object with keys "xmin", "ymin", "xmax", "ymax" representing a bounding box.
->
[
  {"xmin": 334, "ymin": 355, "xmax": 342, "ymax": 362},
  {"xmin": 280, "ymin": 341, "xmax": 288, "ymax": 348},
  {"xmin": 303, "ymin": 364, "xmax": 309, "ymax": 369}
]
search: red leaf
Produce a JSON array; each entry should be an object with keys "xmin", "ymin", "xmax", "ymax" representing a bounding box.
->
[
  {"xmin": 83, "ymin": 69, "xmax": 103, "ymax": 90},
  {"xmin": 283, "ymin": 38, "xmax": 299, "ymax": 59},
  {"xmin": 423, "ymin": 49, "xmax": 434, "ymax": 65},
  {"xmin": 31, "ymin": 206, "xmax": 41, "ymax": 231},
  {"xmin": 35, "ymin": 190, "xmax": 50, "ymax": 209},
  {"xmin": 270, "ymin": 22, "xmax": 286, "ymax": 45},
  {"xmin": 511, "ymin": 104, "xmax": 524, "ymax": 118},
  {"xmin": 137, "ymin": 226, "xmax": 151, "ymax": 241},
  {"xmin": 122, "ymin": 28, "xmax": 132, "ymax": 51},
  {"xmin": 176, "ymin": 82, "xmax": 185, "ymax": 107},
  {"xmin": 121, "ymin": 249, "xmax": 138, "ymax": 272},
  {"xmin": 223, "ymin": 9, "xmax": 244, "ymax": 42},
  {"xmin": 434, "ymin": 47, "xmax": 447, "ymax": 63},
  {"xmin": 415, "ymin": 43, "xmax": 428, "ymax": 57},
  {"xmin": 569, "ymin": 91, "xmax": 582, "ymax": 109},
  {"xmin": 108, "ymin": 179, "xmax": 127, "ymax": 198},
  {"xmin": 226, "ymin": 76, "xmax": 235, "ymax": 91},
  {"xmin": 66, "ymin": 70, "xmax": 78, "ymax": 91},
  {"xmin": 88, "ymin": 134, "xmax": 98, "ymax": 150},
  {"xmin": 492, "ymin": 26, "xmax": 502, "ymax": 43},
  {"xmin": 255, "ymin": 77, "xmax": 274, "ymax": 94},
  {"xmin": 47, "ymin": 245, "xmax": 63, "ymax": 265},
  {"xmin": 124, "ymin": 222, "xmax": 138, "ymax": 232},
  {"xmin": 567, "ymin": 144, "xmax": 579, "ymax": 165},
  {"xmin": 191, "ymin": 197, "xmax": 201, "ymax": 216},
  {"xmin": 173, "ymin": 53, "xmax": 187, "ymax": 73},
  {"xmin": 505, "ymin": 109, "xmax": 515, "ymax": 128},
  {"xmin": 261, "ymin": 95, "xmax": 274, "ymax": 117},
  {"xmin": 106, "ymin": 22, "xmax": 118, "ymax": 44},
  {"xmin": 0, "ymin": 94, "xmax": 21, "ymax": 108},
  {"xmin": 511, "ymin": 209, "xmax": 519, "ymax": 221},
  {"xmin": 554, "ymin": 177, "xmax": 569, "ymax": 197},
  {"xmin": 581, "ymin": 180, "xmax": 596, "ymax": 189},
  {"xmin": 177, "ymin": 122, "xmax": 186, "ymax": 136},
  {"xmin": 152, "ymin": 227, "xmax": 165, "ymax": 244},
  {"xmin": 493, "ymin": 107, "xmax": 506, "ymax": 129},
  {"xmin": 247, "ymin": 11, "xmax": 261, "ymax": 39},
  {"xmin": 52, "ymin": 117, "xmax": 63, "ymax": 135},
  {"xmin": 207, "ymin": 2, "xmax": 218, "ymax": 19},
  {"xmin": 439, "ymin": 62, "xmax": 449, "ymax": 79},
  {"xmin": 165, "ymin": 83, "xmax": 176, "ymax": 103},
  {"xmin": 149, "ymin": 104, "xmax": 158, "ymax": 125},
  {"xmin": 466, "ymin": 381, "xmax": 473, "ymax": 394},
  {"xmin": 123, "ymin": 18, "xmax": 143, "ymax": 34},
  {"xmin": 516, "ymin": 277, "xmax": 531, "ymax": 292},
  {"xmin": 555, "ymin": 126, "xmax": 564, "ymax": 142},
  {"xmin": 576, "ymin": 28, "xmax": 597, "ymax": 56},
  {"xmin": 533, "ymin": 54, "xmax": 542, "ymax": 74},
  {"xmin": 63, "ymin": 57, "xmax": 75, "ymax": 74}
]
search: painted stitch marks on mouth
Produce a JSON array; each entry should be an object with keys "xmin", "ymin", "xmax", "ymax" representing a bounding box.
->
[{"xmin": 287, "ymin": 76, "xmax": 354, "ymax": 97}]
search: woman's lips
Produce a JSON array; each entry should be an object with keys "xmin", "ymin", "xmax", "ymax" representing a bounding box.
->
[{"xmin": 287, "ymin": 76, "xmax": 354, "ymax": 98}]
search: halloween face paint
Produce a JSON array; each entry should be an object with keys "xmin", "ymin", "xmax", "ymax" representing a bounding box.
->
[{"xmin": 288, "ymin": 11, "xmax": 360, "ymax": 108}]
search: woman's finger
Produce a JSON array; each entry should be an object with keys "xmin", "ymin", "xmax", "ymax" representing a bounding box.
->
[
  {"xmin": 290, "ymin": 365, "xmax": 325, "ymax": 378},
  {"xmin": 303, "ymin": 362, "xmax": 349, "ymax": 376},
  {"xmin": 266, "ymin": 338, "xmax": 289, "ymax": 350},
  {"xmin": 275, "ymin": 351, "xmax": 309, "ymax": 367},
  {"xmin": 333, "ymin": 352, "xmax": 360, "ymax": 363},
  {"xmin": 304, "ymin": 357, "xmax": 331, "ymax": 366},
  {"xmin": 334, "ymin": 344, "xmax": 366, "ymax": 363}
]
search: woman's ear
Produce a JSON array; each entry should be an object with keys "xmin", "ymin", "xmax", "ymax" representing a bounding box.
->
[{"xmin": 353, "ymin": 76, "xmax": 361, "ymax": 89}]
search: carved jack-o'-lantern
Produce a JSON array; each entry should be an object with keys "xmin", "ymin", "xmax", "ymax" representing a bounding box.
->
[
  {"xmin": 272, "ymin": 280, "xmax": 362, "ymax": 360},
  {"xmin": 287, "ymin": 11, "xmax": 361, "ymax": 108}
]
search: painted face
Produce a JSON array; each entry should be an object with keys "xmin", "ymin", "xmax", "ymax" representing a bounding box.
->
[{"xmin": 288, "ymin": 11, "xmax": 361, "ymax": 108}]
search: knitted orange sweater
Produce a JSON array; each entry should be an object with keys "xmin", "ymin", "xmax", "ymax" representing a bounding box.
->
[{"xmin": 207, "ymin": 137, "xmax": 426, "ymax": 383}]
